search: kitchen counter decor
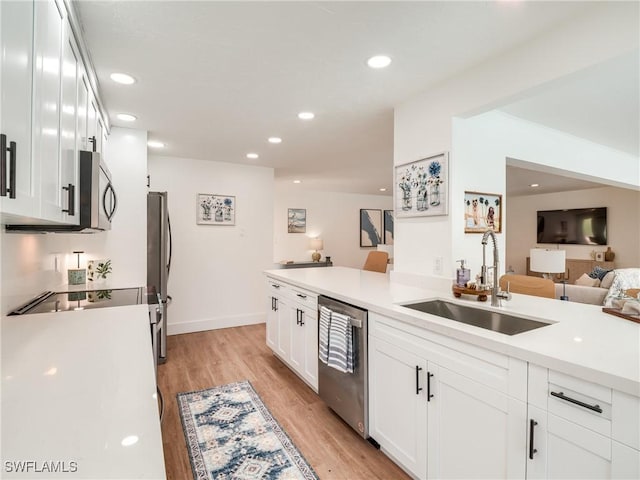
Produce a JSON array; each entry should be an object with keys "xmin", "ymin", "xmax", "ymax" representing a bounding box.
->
[{"xmin": 178, "ymin": 381, "xmax": 318, "ymax": 480}]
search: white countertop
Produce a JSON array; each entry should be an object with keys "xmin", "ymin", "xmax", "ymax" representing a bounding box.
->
[
  {"xmin": 265, "ymin": 267, "xmax": 640, "ymax": 396},
  {"xmin": 1, "ymin": 304, "xmax": 166, "ymax": 479}
]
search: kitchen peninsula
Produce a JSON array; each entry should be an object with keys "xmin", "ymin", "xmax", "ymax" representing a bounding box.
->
[{"xmin": 265, "ymin": 266, "xmax": 640, "ymax": 480}]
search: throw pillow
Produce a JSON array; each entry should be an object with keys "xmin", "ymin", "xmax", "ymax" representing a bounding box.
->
[
  {"xmin": 588, "ymin": 265, "xmax": 612, "ymax": 281},
  {"xmin": 575, "ymin": 273, "xmax": 600, "ymax": 287},
  {"xmin": 603, "ymin": 268, "xmax": 640, "ymax": 306},
  {"xmin": 600, "ymin": 271, "xmax": 615, "ymax": 290}
]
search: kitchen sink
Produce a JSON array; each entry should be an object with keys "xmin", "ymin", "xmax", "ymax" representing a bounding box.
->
[{"xmin": 401, "ymin": 299, "xmax": 550, "ymax": 335}]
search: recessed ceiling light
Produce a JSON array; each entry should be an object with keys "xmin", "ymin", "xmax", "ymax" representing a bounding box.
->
[
  {"xmin": 293, "ymin": 180, "xmax": 301, "ymax": 184},
  {"xmin": 110, "ymin": 72, "xmax": 136, "ymax": 85},
  {"xmin": 367, "ymin": 55, "xmax": 392, "ymax": 69},
  {"xmin": 298, "ymin": 112, "xmax": 315, "ymax": 120},
  {"xmin": 116, "ymin": 113, "xmax": 137, "ymax": 122},
  {"xmin": 246, "ymin": 153, "xmax": 259, "ymax": 159},
  {"xmin": 268, "ymin": 137, "xmax": 282, "ymax": 144},
  {"xmin": 147, "ymin": 140, "xmax": 165, "ymax": 148},
  {"xmin": 530, "ymin": 183, "xmax": 539, "ymax": 187},
  {"xmin": 379, "ymin": 188, "xmax": 387, "ymax": 192}
]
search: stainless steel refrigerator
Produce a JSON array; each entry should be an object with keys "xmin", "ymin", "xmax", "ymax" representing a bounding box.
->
[{"xmin": 147, "ymin": 191, "xmax": 171, "ymax": 364}]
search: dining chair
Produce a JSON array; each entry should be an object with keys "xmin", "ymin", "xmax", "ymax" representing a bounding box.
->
[
  {"xmin": 363, "ymin": 251, "xmax": 389, "ymax": 273},
  {"xmin": 499, "ymin": 274, "xmax": 555, "ymax": 299}
]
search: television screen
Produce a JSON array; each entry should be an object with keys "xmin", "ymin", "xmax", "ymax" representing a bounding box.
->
[{"xmin": 536, "ymin": 207, "xmax": 607, "ymax": 245}]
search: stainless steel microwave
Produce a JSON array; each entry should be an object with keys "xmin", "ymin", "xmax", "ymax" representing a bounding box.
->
[{"xmin": 6, "ymin": 150, "xmax": 117, "ymax": 233}]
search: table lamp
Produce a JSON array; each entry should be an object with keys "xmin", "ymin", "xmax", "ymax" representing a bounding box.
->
[
  {"xmin": 67, "ymin": 251, "xmax": 86, "ymax": 285},
  {"xmin": 530, "ymin": 248, "xmax": 567, "ymax": 300},
  {"xmin": 310, "ymin": 238, "xmax": 323, "ymax": 262}
]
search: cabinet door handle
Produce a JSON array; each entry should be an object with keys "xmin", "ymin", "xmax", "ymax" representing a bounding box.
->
[
  {"xmin": 89, "ymin": 135, "xmax": 97, "ymax": 152},
  {"xmin": 62, "ymin": 183, "xmax": 75, "ymax": 216},
  {"xmin": 274, "ymin": 298, "xmax": 278, "ymax": 312},
  {"xmin": 299, "ymin": 309, "xmax": 305, "ymax": 326},
  {"xmin": 550, "ymin": 391, "xmax": 603, "ymax": 413},
  {"xmin": 427, "ymin": 372, "xmax": 434, "ymax": 401},
  {"xmin": 415, "ymin": 366, "xmax": 423, "ymax": 395},
  {"xmin": 1, "ymin": 135, "xmax": 16, "ymax": 199},
  {"xmin": 1, "ymin": 134, "xmax": 6, "ymax": 197},
  {"xmin": 529, "ymin": 419, "xmax": 538, "ymax": 459}
]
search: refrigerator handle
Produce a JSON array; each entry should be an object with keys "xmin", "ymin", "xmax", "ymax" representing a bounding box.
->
[{"xmin": 167, "ymin": 212, "xmax": 173, "ymax": 277}]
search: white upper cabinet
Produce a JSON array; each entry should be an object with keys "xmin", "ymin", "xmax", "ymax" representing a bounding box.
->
[
  {"xmin": 0, "ymin": 0, "xmax": 38, "ymax": 219},
  {"xmin": 1, "ymin": 0, "xmax": 108, "ymax": 226}
]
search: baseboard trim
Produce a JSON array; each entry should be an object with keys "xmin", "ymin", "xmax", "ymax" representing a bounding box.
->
[{"xmin": 167, "ymin": 312, "xmax": 265, "ymax": 335}]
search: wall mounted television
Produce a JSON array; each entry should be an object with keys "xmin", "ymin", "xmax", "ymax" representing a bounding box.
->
[{"xmin": 536, "ymin": 207, "xmax": 607, "ymax": 245}]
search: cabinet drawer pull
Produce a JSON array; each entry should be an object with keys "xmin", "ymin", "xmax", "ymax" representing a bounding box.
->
[
  {"xmin": 296, "ymin": 293, "xmax": 307, "ymax": 299},
  {"xmin": 550, "ymin": 391, "xmax": 603, "ymax": 413},
  {"xmin": 529, "ymin": 419, "xmax": 538, "ymax": 459},
  {"xmin": 62, "ymin": 183, "xmax": 75, "ymax": 216},
  {"xmin": 271, "ymin": 284, "xmax": 280, "ymax": 289},
  {"xmin": 415, "ymin": 366, "xmax": 423, "ymax": 395},
  {"xmin": 427, "ymin": 372, "xmax": 434, "ymax": 401}
]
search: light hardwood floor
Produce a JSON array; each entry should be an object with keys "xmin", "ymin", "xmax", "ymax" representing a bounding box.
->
[{"xmin": 157, "ymin": 324, "xmax": 410, "ymax": 480}]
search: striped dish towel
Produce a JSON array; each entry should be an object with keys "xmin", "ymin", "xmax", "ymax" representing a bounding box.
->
[
  {"xmin": 327, "ymin": 310, "xmax": 354, "ymax": 373},
  {"xmin": 318, "ymin": 306, "xmax": 331, "ymax": 364}
]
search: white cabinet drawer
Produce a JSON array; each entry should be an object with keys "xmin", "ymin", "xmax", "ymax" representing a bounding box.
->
[
  {"xmin": 266, "ymin": 278, "xmax": 289, "ymax": 296},
  {"xmin": 290, "ymin": 287, "xmax": 317, "ymax": 309},
  {"xmin": 612, "ymin": 390, "xmax": 640, "ymax": 450},
  {"xmin": 548, "ymin": 371, "xmax": 612, "ymax": 437}
]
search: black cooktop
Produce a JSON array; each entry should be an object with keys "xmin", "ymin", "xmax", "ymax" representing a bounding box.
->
[{"xmin": 9, "ymin": 287, "xmax": 158, "ymax": 315}]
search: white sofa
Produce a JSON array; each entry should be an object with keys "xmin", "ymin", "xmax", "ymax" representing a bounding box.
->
[{"xmin": 554, "ymin": 268, "xmax": 640, "ymax": 306}]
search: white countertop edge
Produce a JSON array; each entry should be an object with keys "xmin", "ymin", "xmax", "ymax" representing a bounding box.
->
[{"xmin": 265, "ymin": 268, "xmax": 640, "ymax": 397}]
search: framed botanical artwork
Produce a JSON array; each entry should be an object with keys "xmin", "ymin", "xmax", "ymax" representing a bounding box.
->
[
  {"xmin": 464, "ymin": 191, "xmax": 502, "ymax": 233},
  {"xmin": 287, "ymin": 208, "xmax": 306, "ymax": 233},
  {"xmin": 360, "ymin": 209, "xmax": 382, "ymax": 247},
  {"xmin": 197, "ymin": 193, "xmax": 235, "ymax": 225},
  {"xmin": 383, "ymin": 210, "xmax": 394, "ymax": 245},
  {"xmin": 395, "ymin": 152, "xmax": 448, "ymax": 218}
]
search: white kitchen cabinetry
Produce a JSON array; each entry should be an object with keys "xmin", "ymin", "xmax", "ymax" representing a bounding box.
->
[
  {"xmin": 369, "ymin": 335, "xmax": 427, "ymax": 479},
  {"xmin": 289, "ymin": 286, "xmax": 318, "ymax": 390},
  {"xmin": 265, "ymin": 278, "xmax": 318, "ymax": 391},
  {"xmin": 368, "ymin": 312, "xmax": 527, "ymax": 480},
  {"xmin": 527, "ymin": 365, "xmax": 640, "ymax": 479},
  {"xmin": 1, "ymin": 0, "xmax": 107, "ymax": 225},
  {"xmin": 0, "ymin": 0, "xmax": 38, "ymax": 219}
]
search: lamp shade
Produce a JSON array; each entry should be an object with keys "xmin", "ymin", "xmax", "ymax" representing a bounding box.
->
[
  {"xmin": 530, "ymin": 249, "xmax": 565, "ymax": 274},
  {"xmin": 310, "ymin": 238, "xmax": 323, "ymax": 251}
]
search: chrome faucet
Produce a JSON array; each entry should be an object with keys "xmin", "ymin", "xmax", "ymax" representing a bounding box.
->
[{"xmin": 480, "ymin": 230, "xmax": 511, "ymax": 307}]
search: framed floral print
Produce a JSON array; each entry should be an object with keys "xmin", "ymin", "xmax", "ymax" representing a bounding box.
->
[
  {"xmin": 394, "ymin": 152, "xmax": 448, "ymax": 218},
  {"xmin": 197, "ymin": 193, "xmax": 235, "ymax": 225}
]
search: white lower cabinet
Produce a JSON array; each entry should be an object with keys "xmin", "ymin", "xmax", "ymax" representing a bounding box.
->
[
  {"xmin": 527, "ymin": 365, "xmax": 640, "ymax": 479},
  {"xmin": 265, "ymin": 278, "xmax": 318, "ymax": 391},
  {"xmin": 369, "ymin": 335, "xmax": 427, "ymax": 478},
  {"xmin": 368, "ymin": 312, "xmax": 527, "ymax": 480}
]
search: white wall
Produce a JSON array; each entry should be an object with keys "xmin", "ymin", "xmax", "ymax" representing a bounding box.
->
[
  {"xmin": 273, "ymin": 181, "xmax": 392, "ymax": 269},
  {"xmin": 148, "ymin": 155, "xmax": 274, "ymax": 335},
  {"xmin": 507, "ymin": 187, "xmax": 640, "ymax": 275},
  {"xmin": 0, "ymin": 127, "xmax": 148, "ymax": 315},
  {"xmin": 393, "ymin": 3, "xmax": 639, "ymax": 286}
]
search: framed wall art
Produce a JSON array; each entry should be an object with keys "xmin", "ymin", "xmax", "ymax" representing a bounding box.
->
[
  {"xmin": 360, "ymin": 209, "xmax": 382, "ymax": 247},
  {"xmin": 383, "ymin": 210, "xmax": 394, "ymax": 245},
  {"xmin": 394, "ymin": 152, "xmax": 448, "ymax": 218},
  {"xmin": 464, "ymin": 191, "xmax": 502, "ymax": 233},
  {"xmin": 287, "ymin": 208, "xmax": 306, "ymax": 233},
  {"xmin": 197, "ymin": 193, "xmax": 235, "ymax": 225}
]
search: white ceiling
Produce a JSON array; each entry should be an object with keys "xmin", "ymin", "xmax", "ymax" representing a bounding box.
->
[
  {"xmin": 505, "ymin": 165, "xmax": 606, "ymax": 198},
  {"xmin": 75, "ymin": 1, "xmax": 632, "ymax": 195}
]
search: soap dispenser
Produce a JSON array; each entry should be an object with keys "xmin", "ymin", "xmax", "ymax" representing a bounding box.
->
[{"xmin": 456, "ymin": 259, "xmax": 470, "ymax": 286}]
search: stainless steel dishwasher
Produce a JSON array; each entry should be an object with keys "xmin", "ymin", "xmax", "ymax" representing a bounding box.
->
[{"xmin": 318, "ymin": 295, "xmax": 369, "ymax": 438}]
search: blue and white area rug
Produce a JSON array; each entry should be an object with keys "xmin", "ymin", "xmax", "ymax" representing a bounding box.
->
[{"xmin": 177, "ymin": 380, "xmax": 319, "ymax": 480}]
